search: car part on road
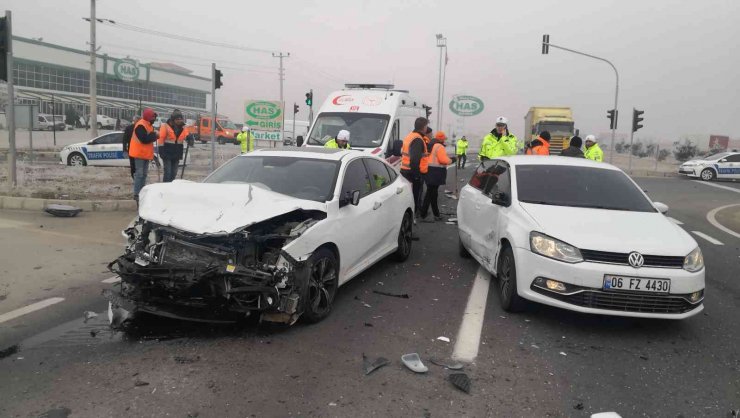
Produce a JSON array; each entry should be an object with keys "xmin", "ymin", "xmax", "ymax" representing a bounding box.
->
[
  {"xmin": 362, "ymin": 353, "xmax": 390, "ymax": 375},
  {"xmin": 437, "ymin": 336, "xmax": 451, "ymax": 343},
  {"xmin": 44, "ymin": 204, "xmax": 83, "ymax": 217},
  {"xmin": 401, "ymin": 353, "xmax": 428, "ymax": 373},
  {"xmin": 448, "ymin": 372, "xmax": 471, "ymax": 394},
  {"xmin": 372, "ymin": 290, "xmax": 410, "ymax": 299},
  {"xmin": 429, "ymin": 358, "xmax": 464, "ymax": 370}
]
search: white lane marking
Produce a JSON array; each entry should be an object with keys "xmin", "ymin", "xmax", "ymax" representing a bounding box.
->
[
  {"xmin": 667, "ymin": 216, "xmax": 683, "ymax": 225},
  {"xmin": 101, "ymin": 276, "xmax": 121, "ymax": 284},
  {"xmin": 691, "ymin": 231, "xmax": 724, "ymax": 246},
  {"xmin": 452, "ymin": 266, "xmax": 491, "ymax": 363},
  {"xmin": 692, "ymin": 180, "xmax": 740, "ymax": 194},
  {"xmin": 0, "ymin": 297, "xmax": 65, "ymax": 324},
  {"xmin": 706, "ymin": 204, "xmax": 740, "ymax": 240}
]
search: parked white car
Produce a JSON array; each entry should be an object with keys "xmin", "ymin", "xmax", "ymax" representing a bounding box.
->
[
  {"xmin": 87, "ymin": 114, "xmax": 117, "ymax": 129},
  {"xmin": 59, "ymin": 131, "xmax": 162, "ymax": 167},
  {"xmin": 679, "ymin": 151, "xmax": 740, "ymax": 181},
  {"xmin": 457, "ymin": 156, "xmax": 705, "ymax": 319},
  {"xmin": 107, "ymin": 148, "xmax": 415, "ymax": 325},
  {"xmin": 37, "ymin": 114, "xmax": 66, "ymax": 131}
]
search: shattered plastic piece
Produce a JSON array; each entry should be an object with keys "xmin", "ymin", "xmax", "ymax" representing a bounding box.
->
[
  {"xmin": 574, "ymin": 402, "xmax": 585, "ymax": 410},
  {"xmin": 328, "ymin": 402, "xmax": 338, "ymax": 407},
  {"xmin": 134, "ymin": 379, "xmax": 150, "ymax": 387},
  {"xmin": 448, "ymin": 373, "xmax": 472, "ymax": 394},
  {"xmin": 107, "ymin": 301, "xmax": 131, "ymax": 328},
  {"xmin": 354, "ymin": 296, "xmax": 372, "ymax": 308},
  {"xmin": 531, "ymin": 344, "xmax": 540, "ymax": 349},
  {"xmin": 83, "ymin": 311, "xmax": 98, "ymax": 323},
  {"xmin": 364, "ymin": 323, "xmax": 373, "ymax": 327},
  {"xmin": 430, "ymin": 358, "xmax": 464, "ymax": 370},
  {"xmin": 437, "ymin": 336, "xmax": 451, "ymax": 343},
  {"xmin": 373, "ymin": 290, "xmax": 410, "ymax": 299},
  {"xmin": 401, "ymin": 353, "xmax": 428, "ymax": 373},
  {"xmin": 44, "ymin": 204, "xmax": 82, "ymax": 217},
  {"xmin": 560, "ymin": 352, "xmax": 567, "ymax": 356},
  {"xmin": 591, "ymin": 413, "xmax": 622, "ymax": 418},
  {"xmin": 363, "ymin": 353, "xmax": 390, "ymax": 375},
  {"xmin": 447, "ymin": 217, "xmax": 458, "ymax": 222},
  {"xmin": 89, "ymin": 330, "xmax": 98, "ymax": 338}
]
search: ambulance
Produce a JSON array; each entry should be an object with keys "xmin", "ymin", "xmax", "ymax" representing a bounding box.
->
[{"xmin": 304, "ymin": 84, "xmax": 428, "ymax": 165}]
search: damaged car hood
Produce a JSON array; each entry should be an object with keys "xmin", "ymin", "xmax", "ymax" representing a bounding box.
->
[{"xmin": 138, "ymin": 181, "xmax": 327, "ymax": 234}]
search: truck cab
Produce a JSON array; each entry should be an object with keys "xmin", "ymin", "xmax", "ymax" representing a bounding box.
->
[
  {"xmin": 304, "ymin": 84, "xmax": 427, "ymax": 166},
  {"xmin": 524, "ymin": 107, "xmax": 575, "ymax": 155},
  {"xmin": 187, "ymin": 116, "xmax": 239, "ymax": 145}
]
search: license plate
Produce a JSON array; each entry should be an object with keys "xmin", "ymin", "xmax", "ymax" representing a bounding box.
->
[{"xmin": 603, "ymin": 275, "xmax": 670, "ymax": 294}]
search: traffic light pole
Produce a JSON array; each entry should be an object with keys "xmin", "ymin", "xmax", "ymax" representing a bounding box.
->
[
  {"xmin": 542, "ymin": 40, "xmax": 619, "ymax": 163},
  {"xmin": 4, "ymin": 10, "xmax": 17, "ymax": 187},
  {"xmin": 628, "ymin": 110, "xmax": 635, "ymax": 173},
  {"xmin": 210, "ymin": 62, "xmax": 216, "ymax": 173}
]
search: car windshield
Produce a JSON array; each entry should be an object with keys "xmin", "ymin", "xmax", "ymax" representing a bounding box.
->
[
  {"xmin": 218, "ymin": 120, "xmax": 237, "ymax": 130},
  {"xmin": 307, "ymin": 112, "xmax": 390, "ymax": 148},
  {"xmin": 536, "ymin": 122, "xmax": 574, "ymax": 137},
  {"xmin": 705, "ymin": 152, "xmax": 731, "ymax": 161},
  {"xmin": 204, "ymin": 156, "xmax": 340, "ymax": 202},
  {"xmin": 516, "ymin": 165, "xmax": 656, "ymax": 212}
]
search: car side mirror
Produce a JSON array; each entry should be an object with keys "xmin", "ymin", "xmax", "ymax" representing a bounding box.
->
[
  {"xmin": 653, "ymin": 201, "xmax": 669, "ymax": 214},
  {"xmin": 719, "ymin": 159, "xmax": 727, "ymax": 163},
  {"xmin": 492, "ymin": 191, "xmax": 509, "ymax": 207},
  {"xmin": 340, "ymin": 190, "xmax": 361, "ymax": 207},
  {"xmin": 296, "ymin": 136, "xmax": 304, "ymax": 147}
]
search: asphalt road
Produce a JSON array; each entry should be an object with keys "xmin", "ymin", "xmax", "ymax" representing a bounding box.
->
[{"xmin": 0, "ymin": 170, "xmax": 738, "ymax": 417}]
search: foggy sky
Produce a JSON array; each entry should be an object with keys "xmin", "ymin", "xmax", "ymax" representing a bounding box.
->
[{"xmin": 5, "ymin": 0, "xmax": 739, "ymax": 144}]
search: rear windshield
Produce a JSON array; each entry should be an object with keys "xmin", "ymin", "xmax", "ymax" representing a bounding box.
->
[
  {"xmin": 307, "ymin": 112, "xmax": 390, "ymax": 148},
  {"xmin": 515, "ymin": 165, "xmax": 656, "ymax": 212},
  {"xmin": 204, "ymin": 156, "xmax": 340, "ymax": 202}
]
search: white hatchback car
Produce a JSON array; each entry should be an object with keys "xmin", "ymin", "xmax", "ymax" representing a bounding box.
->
[
  {"xmin": 108, "ymin": 148, "xmax": 415, "ymax": 325},
  {"xmin": 59, "ymin": 131, "xmax": 162, "ymax": 167},
  {"xmin": 457, "ymin": 156, "xmax": 705, "ymax": 319},
  {"xmin": 679, "ymin": 151, "xmax": 740, "ymax": 181}
]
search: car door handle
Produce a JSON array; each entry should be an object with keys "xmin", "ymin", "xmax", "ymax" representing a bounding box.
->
[
  {"xmin": 373, "ymin": 201, "xmax": 382, "ymax": 210},
  {"xmin": 396, "ymin": 187, "xmax": 404, "ymax": 195}
]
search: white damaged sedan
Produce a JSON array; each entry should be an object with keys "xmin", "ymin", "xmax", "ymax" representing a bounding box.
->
[
  {"xmin": 457, "ymin": 156, "xmax": 705, "ymax": 319},
  {"xmin": 108, "ymin": 148, "xmax": 415, "ymax": 325}
]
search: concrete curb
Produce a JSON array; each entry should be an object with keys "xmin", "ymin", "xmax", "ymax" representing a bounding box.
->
[{"xmin": 0, "ymin": 195, "xmax": 137, "ymax": 212}]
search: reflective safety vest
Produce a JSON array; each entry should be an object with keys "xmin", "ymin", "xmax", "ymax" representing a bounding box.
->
[
  {"xmin": 158, "ymin": 123, "xmax": 189, "ymax": 146},
  {"xmin": 456, "ymin": 139, "xmax": 469, "ymax": 155},
  {"xmin": 324, "ymin": 138, "xmax": 350, "ymax": 149},
  {"xmin": 237, "ymin": 131, "xmax": 254, "ymax": 153},
  {"xmin": 428, "ymin": 143, "xmax": 452, "ymax": 168},
  {"xmin": 479, "ymin": 133, "xmax": 519, "ymax": 159},
  {"xmin": 526, "ymin": 137, "xmax": 551, "ymax": 156},
  {"xmin": 129, "ymin": 119, "xmax": 155, "ymax": 160},
  {"xmin": 400, "ymin": 132, "xmax": 429, "ymax": 174},
  {"xmin": 584, "ymin": 143, "xmax": 604, "ymax": 162}
]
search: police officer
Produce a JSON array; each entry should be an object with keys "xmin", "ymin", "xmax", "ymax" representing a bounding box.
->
[
  {"xmin": 237, "ymin": 126, "xmax": 254, "ymax": 154},
  {"xmin": 479, "ymin": 116, "xmax": 519, "ymax": 160},
  {"xmin": 325, "ymin": 130, "xmax": 351, "ymax": 149},
  {"xmin": 456, "ymin": 135, "xmax": 469, "ymax": 168},
  {"xmin": 584, "ymin": 135, "xmax": 604, "ymax": 162}
]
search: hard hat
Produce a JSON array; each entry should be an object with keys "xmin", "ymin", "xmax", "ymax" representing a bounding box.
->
[
  {"xmin": 585, "ymin": 134, "xmax": 597, "ymax": 142},
  {"xmin": 337, "ymin": 130, "xmax": 350, "ymax": 142},
  {"xmin": 242, "ymin": 126, "xmax": 249, "ymax": 132},
  {"xmin": 496, "ymin": 116, "xmax": 509, "ymax": 125},
  {"xmin": 434, "ymin": 131, "xmax": 447, "ymax": 141}
]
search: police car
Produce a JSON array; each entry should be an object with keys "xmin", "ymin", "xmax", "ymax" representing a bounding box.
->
[
  {"xmin": 59, "ymin": 131, "xmax": 162, "ymax": 167},
  {"xmin": 678, "ymin": 151, "xmax": 740, "ymax": 181}
]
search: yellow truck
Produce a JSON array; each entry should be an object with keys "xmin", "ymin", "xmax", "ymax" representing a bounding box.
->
[{"xmin": 524, "ymin": 107, "xmax": 575, "ymax": 155}]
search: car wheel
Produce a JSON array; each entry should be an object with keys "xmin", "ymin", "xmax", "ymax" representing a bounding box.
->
[
  {"xmin": 497, "ymin": 246, "xmax": 525, "ymax": 312},
  {"xmin": 700, "ymin": 168, "xmax": 716, "ymax": 181},
  {"xmin": 392, "ymin": 212, "xmax": 413, "ymax": 262},
  {"xmin": 459, "ymin": 235, "xmax": 471, "ymax": 258},
  {"xmin": 303, "ymin": 247, "xmax": 339, "ymax": 323},
  {"xmin": 67, "ymin": 152, "xmax": 87, "ymax": 166}
]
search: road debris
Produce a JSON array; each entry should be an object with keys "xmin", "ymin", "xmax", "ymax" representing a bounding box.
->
[
  {"xmin": 354, "ymin": 296, "xmax": 372, "ymax": 308},
  {"xmin": 174, "ymin": 355, "xmax": 201, "ymax": 364},
  {"xmin": 437, "ymin": 336, "xmax": 451, "ymax": 343},
  {"xmin": 134, "ymin": 379, "xmax": 150, "ymax": 387},
  {"xmin": 401, "ymin": 353, "xmax": 428, "ymax": 373},
  {"xmin": 89, "ymin": 330, "xmax": 98, "ymax": 338},
  {"xmin": 0, "ymin": 344, "xmax": 20, "ymax": 360},
  {"xmin": 364, "ymin": 322, "xmax": 373, "ymax": 327},
  {"xmin": 574, "ymin": 402, "xmax": 584, "ymax": 410},
  {"xmin": 328, "ymin": 402, "xmax": 338, "ymax": 407},
  {"xmin": 560, "ymin": 352, "xmax": 567, "ymax": 356},
  {"xmin": 362, "ymin": 354, "xmax": 390, "ymax": 375},
  {"xmin": 44, "ymin": 204, "xmax": 83, "ymax": 217},
  {"xmin": 372, "ymin": 290, "xmax": 410, "ymax": 299},
  {"xmin": 83, "ymin": 311, "xmax": 98, "ymax": 323},
  {"xmin": 429, "ymin": 358, "xmax": 464, "ymax": 370},
  {"xmin": 448, "ymin": 373, "xmax": 472, "ymax": 394},
  {"xmin": 38, "ymin": 407, "xmax": 72, "ymax": 418}
]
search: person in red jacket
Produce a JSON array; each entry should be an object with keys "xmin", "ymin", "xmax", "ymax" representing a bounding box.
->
[{"xmin": 420, "ymin": 131, "xmax": 456, "ymax": 222}]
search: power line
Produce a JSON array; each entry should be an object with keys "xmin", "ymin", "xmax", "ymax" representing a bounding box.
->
[
  {"xmin": 102, "ymin": 42, "xmax": 276, "ymax": 70},
  {"xmin": 95, "ymin": 19, "xmax": 277, "ymax": 54}
]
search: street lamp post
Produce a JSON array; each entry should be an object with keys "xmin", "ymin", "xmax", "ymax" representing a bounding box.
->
[
  {"xmin": 541, "ymin": 35, "xmax": 619, "ymax": 163},
  {"xmin": 435, "ymin": 34, "xmax": 447, "ymax": 132}
]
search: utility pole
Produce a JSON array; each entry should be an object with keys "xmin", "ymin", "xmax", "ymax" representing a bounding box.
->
[
  {"xmin": 210, "ymin": 63, "xmax": 216, "ymax": 173},
  {"xmin": 435, "ymin": 34, "xmax": 446, "ymax": 132},
  {"xmin": 4, "ymin": 10, "xmax": 17, "ymax": 187},
  {"xmin": 272, "ymin": 52, "xmax": 289, "ymax": 149},
  {"xmin": 89, "ymin": 0, "xmax": 98, "ymax": 138},
  {"xmin": 541, "ymin": 34, "xmax": 619, "ymax": 163}
]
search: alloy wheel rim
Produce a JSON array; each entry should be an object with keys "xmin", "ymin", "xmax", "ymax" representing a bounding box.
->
[
  {"xmin": 500, "ymin": 256, "xmax": 511, "ymax": 299},
  {"xmin": 400, "ymin": 216, "xmax": 412, "ymax": 256},
  {"xmin": 308, "ymin": 257, "xmax": 337, "ymax": 314}
]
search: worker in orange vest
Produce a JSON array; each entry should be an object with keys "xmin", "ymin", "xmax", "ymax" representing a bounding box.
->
[
  {"xmin": 129, "ymin": 108, "xmax": 160, "ymax": 202},
  {"xmin": 158, "ymin": 109, "xmax": 190, "ymax": 182},
  {"xmin": 420, "ymin": 131, "xmax": 456, "ymax": 222},
  {"xmin": 526, "ymin": 131, "xmax": 551, "ymax": 155},
  {"xmin": 400, "ymin": 117, "xmax": 430, "ymax": 215}
]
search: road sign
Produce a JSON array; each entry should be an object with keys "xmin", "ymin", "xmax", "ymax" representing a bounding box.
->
[
  {"xmin": 252, "ymin": 130, "xmax": 282, "ymax": 141},
  {"xmin": 113, "ymin": 59, "xmax": 140, "ymax": 82},
  {"xmin": 244, "ymin": 100, "xmax": 283, "ymax": 132},
  {"xmin": 449, "ymin": 95, "xmax": 484, "ymax": 117}
]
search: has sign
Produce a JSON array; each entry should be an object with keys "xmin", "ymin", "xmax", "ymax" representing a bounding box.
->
[
  {"xmin": 113, "ymin": 59, "xmax": 140, "ymax": 82},
  {"xmin": 244, "ymin": 100, "xmax": 283, "ymax": 132},
  {"xmin": 449, "ymin": 95, "xmax": 484, "ymax": 117}
]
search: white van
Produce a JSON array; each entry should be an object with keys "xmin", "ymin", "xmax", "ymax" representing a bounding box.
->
[{"xmin": 304, "ymin": 84, "xmax": 427, "ymax": 165}]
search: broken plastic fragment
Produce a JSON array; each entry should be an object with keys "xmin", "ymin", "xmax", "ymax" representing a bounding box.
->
[
  {"xmin": 44, "ymin": 204, "xmax": 82, "ymax": 217},
  {"xmin": 437, "ymin": 336, "xmax": 451, "ymax": 343},
  {"xmin": 362, "ymin": 354, "xmax": 390, "ymax": 375},
  {"xmin": 429, "ymin": 358, "xmax": 464, "ymax": 370},
  {"xmin": 559, "ymin": 352, "xmax": 567, "ymax": 356},
  {"xmin": 83, "ymin": 311, "xmax": 98, "ymax": 323},
  {"xmin": 373, "ymin": 290, "xmax": 410, "ymax": 299},
  {"xmin": 448, "ymin": 373, "xmax": 471, "ymax": 393},
  {"xmin": 401, "ymin": 353, "xmax": 428, "ymax": 373}
]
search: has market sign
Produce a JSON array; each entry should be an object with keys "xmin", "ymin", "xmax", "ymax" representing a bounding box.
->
[
  {"xmin": 113, "ymin": 59, "xmax": 140, "ymax": 82},
  {"xmin": 244, "ymin": 100, "xmax": 283, "ymax": 132},
  {"xmin": 449, "ymin": 95, "xmax": 484, "ymax": 117}
]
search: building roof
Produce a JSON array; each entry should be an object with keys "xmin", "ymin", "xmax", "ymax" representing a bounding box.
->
[{"xmin": 148, "ymin": 62, "xmax": 193, "ymax": 75}]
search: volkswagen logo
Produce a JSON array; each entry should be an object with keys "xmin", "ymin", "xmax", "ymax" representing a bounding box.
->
[{"xmin": 628, "ymin": 252, "xmax": 644, "ymax": 268}]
